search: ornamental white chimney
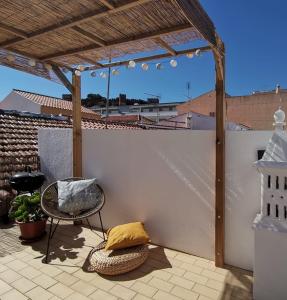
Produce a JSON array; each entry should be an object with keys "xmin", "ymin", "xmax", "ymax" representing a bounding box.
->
[{"xmin": 253, "ymin": 105, "xmax": 287, "ymax": 300}]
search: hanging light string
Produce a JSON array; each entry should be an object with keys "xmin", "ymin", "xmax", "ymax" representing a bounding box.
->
[{"xmin": 4, "ymin": 48, "xmax": 202, "ymax": 78}]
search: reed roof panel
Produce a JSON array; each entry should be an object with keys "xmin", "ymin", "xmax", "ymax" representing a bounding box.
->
[{"xmin": 0, "ymin": 0, "xmax": 220, "ymax": 83}]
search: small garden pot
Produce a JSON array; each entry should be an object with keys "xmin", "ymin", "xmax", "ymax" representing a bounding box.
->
[{"xmin": 17, "ymin": 218, "xmax": 47, "ymax": 240}]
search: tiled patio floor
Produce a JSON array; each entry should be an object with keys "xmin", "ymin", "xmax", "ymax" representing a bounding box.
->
[{"xmin": 0, "ymin": 222, "xmax": 253, "ymax": 300}]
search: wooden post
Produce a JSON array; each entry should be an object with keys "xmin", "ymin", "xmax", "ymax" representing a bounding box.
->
[
  {"xmin": 214, "ymin": 52, "xmax": 225, "ymax": 267},
  {"xmin": 72, "ymin": 71, "xmax": 82, "ymax": 177}
]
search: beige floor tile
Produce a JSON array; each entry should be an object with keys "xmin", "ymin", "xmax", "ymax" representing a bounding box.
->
[
  {"xmin": 151, "ymin": 269, "xmax": 172, "ymax": 281},
  {"xmin": 176, "ymin": 254, "xmax": 197, "ymax": 264},
  {"xmin": 25, "ymin": 286, "xmax": 54, "ymax": 300},
  {"xmin": 48, "ymin": 282, "xmax": 74, "ymax": 299},
  {"xmin": 55, "ymin": 264, "xmax": 79, "ymax": 274},
  {"xmin": 89, "ymin": 289, "xmax": 118, "ymax": 300},
  {"xmin": 201, "ymin": 270, "xmax": 226, "ymax": 283},
  {"xmin": 109, "ymin": 284, "xmax": 136, "ymax": 300},
  {"xmin": 91, "ymin": 276, "xmax": 115, "ymax": 291},
  {"xmin": 5, "ymin": 259, "xmax": 28, "ymax": 271},
  {"xmin": 73, "ymin": 269, "xmax": 96, "ymax": 282},
  {"xmin": 169, "ymin": 275, "xmax": 195, "ymax": 290},
  {"xmin": 206, "ymin": 279, "xmax": 226, "ymax": 291},
  {"xmin": 0, "ymin": 255, "xmax": 15, "ymax": 264},
  {"xmin": 194, "ymin": 260, "xmax": 216, "ymax": 271},
  {"xmin": 0, "ymin": 269, "xmax": 22, "ymax": 283},
  {"xmin": 0, "ymin": 279, "xmax": 12, "ymax": 295},
  {"xmin": 26, "ymin": 257, "xmax": 44, "ymax": 269},
  {"xmin": 198, "ymin": 296, "xmax": 213, "ymax": 300},
  {"xmin": 71, "ymin": 279, "xmax": 96, "ymax": 296},
  {"xmin": 0, "ymin": 264, "xmax": 8, "ymax": 273},
  {"xmin": 183, "ymin": 271, "xmax": 208, "ymax": 285},
  {"xmin": 18, "ymin": 265, "xmax": 41, "ymax": 279},
  {"xmin": 50, "ymin": 297, "xmax": 61, "ymax": 300},
  {"xmin": 32, "ymin": 273, "xmax": 57, "ymax": 289},
  {"xmin": 131, "ymin": 281, "xmax": 157, "ymax": 297},
  {"xmin": 133, "ymin": 294, "xmax": 151, "ymax": 300},
  {"xmin": 171, "ymin": 286, "xmax": 199, "ymax": 300},
  {"xmin": 55, "ymin": 272, "xmax": 79, "ymax": 286},
  {"xmin": 11, "ymin": 276, "xmax": 36, "ymax": 293},
  {"xmin": 179, "ymin": 263, "xmax": 203, "ymax": 274},
  {"xmin": 12, "ymin": 251, "xmax": 29, "ymax": 259},
  {"xmin": 193, "ymin": 283, "xmax": 220, "ymax": 300},
  {"xmin": 64, "ymin": 292, "xmax": 90, "ymax": 300},
  {"xmin": 1, "ymin": 289, "xmax": 28, "ymax": 300},
  {"xmin": 148, "ymin": 277, "xmax": 174, "ymax": 292},
  {"xmin": 166, "ymin": 266, "xmax": 186, "ymax": 277},
  {"xmin": 39, "ymin": 264, "xmax": 63, "ymax": 277},
  {"xmin": 153, "ymin": 290, "xmax": 181, "ymax": 300}
]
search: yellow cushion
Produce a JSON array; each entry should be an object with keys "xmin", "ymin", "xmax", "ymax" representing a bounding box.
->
[{"xmin": 105, "ymin": 222, "xmax": 150, "ymax": 251}]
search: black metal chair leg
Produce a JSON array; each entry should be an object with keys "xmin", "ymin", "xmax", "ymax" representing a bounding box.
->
[
  {"xmin": 98, "ymin": 211, "xmax": 105, "ymax": 241},
  {"xmin": 45, "ymin": 217, "xmax": 54, "ymax": 264},
  {"xmin": 51, "ymin": 219, "xmax": 60, "ymax": 238}
]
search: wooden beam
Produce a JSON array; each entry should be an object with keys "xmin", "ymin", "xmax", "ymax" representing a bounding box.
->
[
  {"xmin": 71, "ymin": 26, "xmax": 106, "ymax": 46},
  {"xmin": 153, "ymin": 37, "xmax": 176, "ymax": 55},
  {"xmin": 0, "ymin": 23, "xmax": 28, "ymax": 38},
  {"xmin": 85, "ymin": 45, "xmax": 211, "ymax": 70},
  {"xmin": 51, "ymin": 65, "xmax": 73, "ymax": 93},
  {"xmin": 214, "ymin": 47, "xmax": 225, "ymax": 268},
  {"xmin": 72, "ymin": 72, "xmax": 82, "ymax": 177},
  {"xmin": 0, "ymin": 0, "xmax": 152, "ymax": 48},
  {"xmin": 75, "ymin": 54, "xmax": 104, "ymax": 68},
  {"xmin": 98, "ymin": 0, "xmax": 115, "ymax": 9},
  {"xmin": 40, "ymin": 23, "xmax": 192, "ymax": 61}
]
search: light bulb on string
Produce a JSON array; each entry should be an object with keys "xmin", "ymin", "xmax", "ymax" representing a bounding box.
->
[
  {"xmin": 156, "ymin": 63, "xmax": 163, "ymax": 70},
  {"xmin": 44, "ymin": 63, "xmax": 52, "ymax": 71},
  {"xmin": 6, "ymin": 54, "xmax": 15, "ymax": 62},
  {"xmin": 141, "ymin": 63, "xmax": 149, "ymax": 71},
  {"xmin": 28, "ymin": 59, "xmax": 36, "ymax": 67},
  {"xmin": 128, "ymin": 60, "xmax": 136, "ymax": 69},
  {"xmin": 112, "ymin": 69, "xmax": 119, "ymax": 75},
  {"xmin": 186, "ymin": 53, "xmax": 194, "ymax": 59},
  {"xmin": 75, "ymin": 70, "xmax": 81, "ymax": 76},
  {"xmin": 100, "ymin": 71, "xmax": 107, "ymax": 79},
  {"xmin": 170, "ymin": 59, "xmax": 177, "ymax": 67},
  {"xmin": 77, "ymin": 65, "xmax": 85, "ymax": 72},
  {"xmin": 195, "ymin": 49, "xmax": 201, "ymax": 56},
  {"xmin": 90, "ymin": 71, "xmax": 97, "ymax": 77}
]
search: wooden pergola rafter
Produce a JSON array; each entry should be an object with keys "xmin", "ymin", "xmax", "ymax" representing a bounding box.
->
[{"xmin": 0, "ymin": 0, "xmax": 225, "ymax": 267}]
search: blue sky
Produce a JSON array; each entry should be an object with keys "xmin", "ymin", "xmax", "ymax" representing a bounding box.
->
[{"xmin": 0, "ymin": 0, "xmax": 286, "ymax": 102}]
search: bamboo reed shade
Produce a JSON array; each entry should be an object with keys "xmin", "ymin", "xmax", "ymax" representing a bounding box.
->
[{"xmin": 0, "ymin": 0, "xmax": 219, "ymax": 84}]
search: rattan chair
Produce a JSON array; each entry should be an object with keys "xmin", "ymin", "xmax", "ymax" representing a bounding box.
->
[{"xmin": 41, "ymin": 177, "xmax": 105, "ymax": 263}]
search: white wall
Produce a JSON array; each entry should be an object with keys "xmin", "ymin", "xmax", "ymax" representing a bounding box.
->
[
  {"xmin": 225, "ymin": 131, "xmax": 272, "ymax": 270},
  {"xmin": 0, "ymin": 91, "xmax": 41, "ymax": 113},
  {"xmin": 38, "ymin": 128, "xmax": 273, "ymax": 270}
]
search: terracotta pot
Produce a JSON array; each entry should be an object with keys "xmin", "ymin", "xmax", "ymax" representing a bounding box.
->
[{"xmin": 17, "ymin": 219, "xmax": 47, "ymax": 240}]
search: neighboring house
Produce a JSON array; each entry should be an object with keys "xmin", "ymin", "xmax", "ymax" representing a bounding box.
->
[
  {"xmin": 0, "ymin": 89, "xmax": 100, "ymax": 120},
  {"xmin": 156, "ymin": 112, "xmax": 250, "ymax": 130},
  {"xmin": 92, "ymin": 102, "xmax": 184, "ymax": 122},
  {"xmin": 177, "ymin": 89, "xmax": 287, "ymax": 130},
  {"xmin": 0, "ymin": 109, "xmax": 142, "ymax": 209},
  {"xmin": 102, "ymin": 114, "xmax": 154, "ymax": 125}
]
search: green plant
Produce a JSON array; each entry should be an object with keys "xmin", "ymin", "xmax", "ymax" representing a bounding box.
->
[{"xmin": 9, "ymin": 192, "xmax": 47, "ymax": 223}]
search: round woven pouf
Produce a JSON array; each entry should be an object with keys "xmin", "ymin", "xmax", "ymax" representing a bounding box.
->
[{"xmin": 87, "ymin": 241, "xmax": 149, "ymax": 275}]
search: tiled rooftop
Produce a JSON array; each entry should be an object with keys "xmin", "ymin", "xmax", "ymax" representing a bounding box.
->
[
  {"xmin": 13, "ymin": 90, "xmax": 97, "ymax": 116},
  {"xmin": 0, "ymin": 223, "xmax": 253, "ymax": 300}
]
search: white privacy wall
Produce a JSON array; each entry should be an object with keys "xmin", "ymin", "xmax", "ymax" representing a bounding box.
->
[{"xmin": 38, "ymin": 128, "xmax": 273, "ymax": 270}]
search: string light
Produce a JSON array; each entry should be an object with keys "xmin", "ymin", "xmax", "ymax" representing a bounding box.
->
[
  {"xmin": 77, "ymin": 65, "xmax": 85, "ymax": 72},
  {"xmin": 195, "ymin": 49, "xmax": 201, "ymax": 56},
  {"xmin": 100, "ymin": 71, "xmax": 107, "ymax": 79},
  {"xmin": 28, "ymin": 59, "xmax": 36, "ymax": 67},
  {"xmin": 75, "ymin": 70, "xmax": 81, "ymax": 76},
  {"xmin": 141, "ymin": 63, "xmax": 149, "ymax": 71},
  {"xmin": 170, "ymin": 59, "xmax": 177, "ymax": 67},
  {"xmin": 44, "ymin": 63, "xmax": 52, "ymax": 71},
  {"xmin": 186, "ymin": 53, "xmax": 194, "ymax": 59},
  {"xmin": 90, "ymin": 71, "xmax": 97, "ymax": 77},
  {"xmin": 156, "ymin": 63, "xmax": 163, "ymax": 70},
  {"xmin": 128, "ymin": 60, "xmax": 136, "ymax": 68},
  {"xmin": 112, "ymin": 69, "xmax": 119, "ymax": 75},
  {"xmin": 6, "ymin": 54, "xmax": 15, "ymax": 62}
]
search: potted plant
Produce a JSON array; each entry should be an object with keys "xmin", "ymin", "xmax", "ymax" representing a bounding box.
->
[{"xmin": 9, "ymin": 192, "xmax": 47, "ymax": 240}]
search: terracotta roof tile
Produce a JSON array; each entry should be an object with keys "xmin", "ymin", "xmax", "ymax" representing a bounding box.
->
[{"xmin": 13, "ymin": 89, "xmax": 98, "ymax": 115}]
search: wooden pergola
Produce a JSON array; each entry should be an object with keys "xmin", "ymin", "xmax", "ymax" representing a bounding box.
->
[{"xmin": 0, "ymin": 0, "xmax": 225, "ymax": 267}]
